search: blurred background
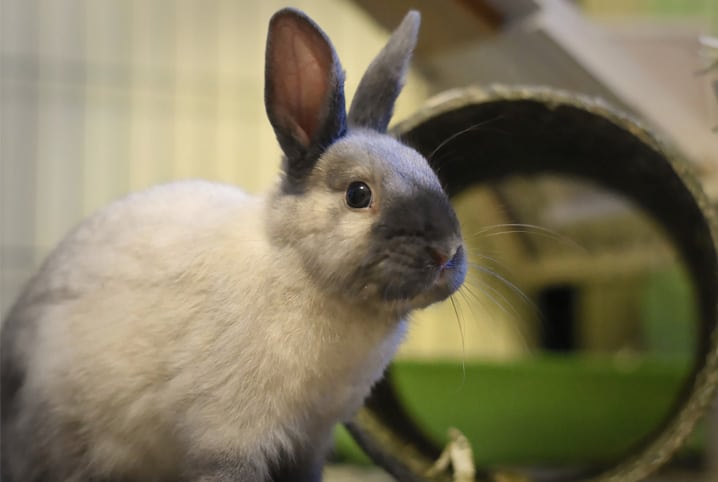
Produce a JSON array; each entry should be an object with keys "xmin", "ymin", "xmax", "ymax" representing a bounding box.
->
[{"xmin": 2, "ymin": 0, "xmax": 717, "ymax": 480}]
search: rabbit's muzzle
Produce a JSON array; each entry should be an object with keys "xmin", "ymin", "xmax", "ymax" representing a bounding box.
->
[{"xmin": 360, "ymin": 235, "xmax": 466, "ymax": 309}]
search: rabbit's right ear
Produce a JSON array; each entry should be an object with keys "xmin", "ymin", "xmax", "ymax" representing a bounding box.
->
[{"xmin": 265, "ymin": 9, "xmax": 347, "ymax": 187}]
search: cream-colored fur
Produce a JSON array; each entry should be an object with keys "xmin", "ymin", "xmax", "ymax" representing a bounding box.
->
[{"xmin": 20, "ymin": 179, "xmax": 407, "ymax": 478}]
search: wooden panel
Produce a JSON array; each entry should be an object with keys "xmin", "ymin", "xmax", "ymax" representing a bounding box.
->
[{"xmin": 349, "ymin": 0, "xmax": 504, "ymax": 56}]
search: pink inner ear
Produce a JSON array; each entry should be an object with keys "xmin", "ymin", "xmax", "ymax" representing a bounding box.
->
[{"xmin": 272, "ymin": 20, "xmax": 332, "ymax": 149}]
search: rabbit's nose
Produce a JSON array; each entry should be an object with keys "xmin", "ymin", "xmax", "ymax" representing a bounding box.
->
[
  {"xmin": 427, "ymin": 247, "xmax": 450, "ymax": 269},
  {"xmin": 430, "ymin": 244, "xmax": 465, "ymax": 271}
]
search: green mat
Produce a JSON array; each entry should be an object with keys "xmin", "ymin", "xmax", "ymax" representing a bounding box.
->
[{"xmin": 335, "ymin": 354, "xmax": 701, "ymax": 467}]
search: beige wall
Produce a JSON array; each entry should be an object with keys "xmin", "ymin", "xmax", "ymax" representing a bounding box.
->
[
  {"xmin": 2, "ymin": 0, "xmax": 429, "ymax": 251},
  {"xmin": 2, "ymin": 0, "xmax": 529, "ymax": 360}
]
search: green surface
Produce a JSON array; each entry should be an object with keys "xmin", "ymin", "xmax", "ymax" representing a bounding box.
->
[
  {"xmin": 336, "ymin": 355, "xmax": 698, "ymax": 467},
  {"xmin": 641, "ymin": 265, "xmax": 697, "ymax": 358}
]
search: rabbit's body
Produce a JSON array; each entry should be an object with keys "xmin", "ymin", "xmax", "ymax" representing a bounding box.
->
[
  {"xmin": 2, "ymin": 8, "xmax": 466, "ymax": 482},
  {"xmin": 3, "ymin": 179, "xmax": 406, "ymax": 480}
]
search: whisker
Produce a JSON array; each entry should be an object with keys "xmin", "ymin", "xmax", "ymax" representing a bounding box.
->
[
  {"xmin": 464, "ymin": 273, "xmax": 521, "ymax": 321},
  {"xmin": 427, "ymin": 116, "xmax": 507, "ymax": 163},
  {"xmin": 458, "ymin": 280, "xmax": 492, "ymax": 319},
  {"xmin": 449, "ymin": 295, "xmax": 467, "ymax": 387},
  {"xmin": 460, "ymin": 277, "xmax": 534, "ymax": 352},
  {"xmin": 472, "ymin": 223, "xmax": 587, "ymax": 253},
  {"xmin": 470, "ymin": 264, "xmax": 540, "ymax": 318},
  {"xmin": 466, "ymin": 251, "xmax": 515, "ymax": 276},
  {"xmin": 430, "ymin": 147, "xmax": 461, "ymax": 174}
]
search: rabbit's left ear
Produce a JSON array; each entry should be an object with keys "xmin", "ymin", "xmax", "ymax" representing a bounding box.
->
[{"xmin": 348, "ymin": 11, "xmax": 420, "ymax": 132}]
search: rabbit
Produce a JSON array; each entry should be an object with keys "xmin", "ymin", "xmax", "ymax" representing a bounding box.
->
[{"xmin": 1, "ymin": 7, "xmax": 466, "ymax": 482}]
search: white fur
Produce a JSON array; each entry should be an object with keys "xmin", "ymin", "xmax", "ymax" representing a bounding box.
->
[{"xmin": 19, "ymin": 180, "xmax": 407, "ymax": 478}]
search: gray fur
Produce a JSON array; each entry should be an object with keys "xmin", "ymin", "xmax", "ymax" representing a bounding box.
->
[
  {"xmin": 1, "ymin": 8, "xmax": 464, "ymax": 482},
  {"xmin": 348, "ymin": 11, "xmax": 420, "ymax": 132}
]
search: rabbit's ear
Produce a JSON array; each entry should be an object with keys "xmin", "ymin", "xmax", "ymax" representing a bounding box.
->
[
  {"xmin": 265, "ymin": 8, "xmax": 347, "ymax": 185},
  {"xmin": 348, "ymin": 11, "xmax": 420, "ymax": 133}
]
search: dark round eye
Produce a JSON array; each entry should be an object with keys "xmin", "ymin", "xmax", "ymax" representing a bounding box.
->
[{"xmin": 345, "ymin": 181, "xmax": 373, "ymax": 209}]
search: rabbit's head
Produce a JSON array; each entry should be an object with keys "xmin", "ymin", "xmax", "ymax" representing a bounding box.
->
[{"xmin": 265, "ymin": 9, "xmax": 465, "ymax": 313}]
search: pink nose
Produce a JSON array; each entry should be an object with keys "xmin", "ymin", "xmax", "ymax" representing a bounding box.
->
[{"xmin": 428, "ymin": 247, "xmax": 450, "ymax": 269}]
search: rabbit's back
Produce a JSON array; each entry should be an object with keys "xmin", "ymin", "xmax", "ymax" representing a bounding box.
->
[
  {"xmin": 1, "ymin": 180, "xmax": 273, "ymax": 479},
  {"xmin": 8, "ymin": 179, "xmax": 263, "ymax": 345}
]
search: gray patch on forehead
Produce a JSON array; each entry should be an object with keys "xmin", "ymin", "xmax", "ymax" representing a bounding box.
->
[{"xmin": 317, "ymin": 129, "xmax": 440, "ymax": 192}]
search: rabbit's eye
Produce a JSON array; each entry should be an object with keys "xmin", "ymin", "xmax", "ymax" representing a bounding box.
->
[{"xmin": 345, "ymin": 181, "xmax": 372, "ymax": 209}]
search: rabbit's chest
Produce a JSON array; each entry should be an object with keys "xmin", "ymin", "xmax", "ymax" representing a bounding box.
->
[
  {"xmin": 179, "ymin": 255, "xmax": 406, "ymax": 450},
  {"xmin": 241, "ymin": 304, "xmax": 407, "ymax": 432},
  {"xmin": 290, "ymin": 316, "xmax": 407, "ymax": 421}
]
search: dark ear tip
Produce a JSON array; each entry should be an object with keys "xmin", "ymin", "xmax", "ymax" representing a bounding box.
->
[
  {"xmin": 270, "ymin": 7, "xmax": 304, "ymax": 21},
  {"xmin": 269, "ymin": 7, "xmax": 315, "ymax": 31}
]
